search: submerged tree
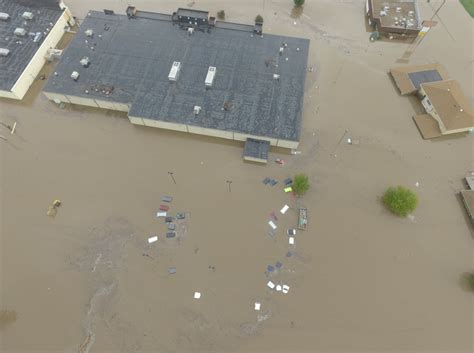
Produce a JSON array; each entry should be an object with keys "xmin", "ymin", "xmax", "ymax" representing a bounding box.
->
[
  {"xmin": 383, "ymin": 186, "xmax": 418, "ymax": 217},
  {"xmin": 255, "ymin": 14, "xmax": 264, "ymax": 23},
  {"xmin": 293, "ymin": 174, "xmax": 310, "ymax": 196},
  {"xmin": 294, "ymin": 0, "xmax": 306, "ymax": 7},
  {"xmin": 217, "ymin": 10, "xmax": 225, "ymax": 20}
]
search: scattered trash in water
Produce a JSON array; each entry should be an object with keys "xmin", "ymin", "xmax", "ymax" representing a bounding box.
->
[
  {"xmin": 46, "ymin": 199, "xmax": 62, "ymax": 217},
  {"xmin": 148, "ymin": 236, "xmax": 158, "ymax": 244},
  {"xmin": 275, "ymin": 159, "xmax": 285, "ymax": 165}
]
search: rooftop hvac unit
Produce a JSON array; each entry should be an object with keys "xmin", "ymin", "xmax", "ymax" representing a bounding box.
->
[
  {"xmin": 85, "ymin": 29, "xmax": 94, "ymax": 37},
  {"xmin": 0, "ymin": 12, "xmax": 10, "ymax": 21},
  {"xmin": 80, "ymin": 56, "xmax": 90, "ymax": 67},
  {"xmin": 0, "ymin": 48, "xmax": 10, "ymax": 57},
  {"xmin": 22, "ymin": 12, "xmax": 34, "ymax": 20},
  {"xmin": 168, "ymin": 61, "xmax": 181, "ymax": 82},
  {"xmin": 273, "ymin": 74, "xmax": 280, "ymax": 80},
  {"xmin": 71, "ymin": 71, "xmax": 79, "ymax": 81},
  {"xmin": 14, "ymin": 28, "xmax": 26, "ymax": 36},
  {"xmin": 33, "ymin": 32, "xmax": 43, "ymax": 43},
  {"xmin": 205, "ymin": 66, "xmax": 216, "ymax": 87},
  {"xmin": 193, "ymin": 105, "xmax": 201, "ymax": 115}
]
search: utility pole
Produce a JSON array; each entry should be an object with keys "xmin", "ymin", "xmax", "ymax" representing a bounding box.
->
[{"xmin": 168, "ymin": 171, "xmax": 176, "ymax": 184}]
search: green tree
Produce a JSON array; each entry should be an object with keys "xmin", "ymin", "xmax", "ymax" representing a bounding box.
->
[
  {"xmin": 294, "ymin": 0, "xmax": 306, "ymax": 7},
  {"xmin": 469, "ymin": 273, "xmax": 474, "ymax": 291},
  {"xmin": 293, "ymin": 174, "xmax": 310, "ymax": 196},
  {"xmin": 383, "ymin": 186, "xmax": 418, "ymax": 217},
  {"xmin": 217, "ymin": 10, "xmax": 225, "ymax": 20},
  {"xmin": 255, "ymin": 14, "xmax": 264, "ymax": 23}
]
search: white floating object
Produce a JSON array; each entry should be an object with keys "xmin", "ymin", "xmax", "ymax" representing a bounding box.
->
[
  {"xmin": 254, "ymin": 302, "xmax": 261, "ymax": 311},
  {"xmin": 280, "ymin": 204, "xmax": 289, "ymax": 214},
  {"xmin": 267, "ymin": 281, "xmax": 275, "ymax": 289},
  {"xmin": 156, "ymin": 212, "xmax": 167, "ymax": 217},
  {"xmin": 415, "ymin": 182, "xmax": 420, "ymax": 187},
  {"xmin": 268, "ymin": 221, "xmax": 277, "ymax": 229},
  {"xmin": 289, "ymin": 237, "xmax": 295, "ymax": 245},
  {"xmin": 276, "ymin": 285, "xmax": 282, "ymax": 292},
  {"xmin": 148, "ymin": 236, "xmax": 158, "ymax": 244},
  {"xmin": 282, "ymin": 285, "xmax": 290, "ymax": 294},
  {"xmin": 193, "ymin": 292, "xmax": 201, "ymax": 299}
]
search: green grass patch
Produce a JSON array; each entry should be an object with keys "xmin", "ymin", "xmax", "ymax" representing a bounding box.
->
[{"xmin": 460, "ymin": 0, "xmax": 474, "ymax": 17}]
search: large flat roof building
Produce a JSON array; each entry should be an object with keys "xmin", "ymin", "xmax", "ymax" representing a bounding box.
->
[
  {"xmin": 0, "ymin": 0, "xmax": 74, "ymax": 99},
  {"xmin": 43, "ymin": 8, "xmax": 310, "ymax": 151}
]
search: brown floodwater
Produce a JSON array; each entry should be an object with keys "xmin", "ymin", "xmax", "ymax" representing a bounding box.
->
[{"xmin": 1, "ymin": 1, "xmax": 473, "ymax": 353}]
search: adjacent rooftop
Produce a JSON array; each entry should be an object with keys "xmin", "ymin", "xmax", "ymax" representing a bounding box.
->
[
  {"xmin": 390, "ymin": 63, "xmax": 449, "ymax": 95},
  {"xmin": 368, "ymin": 0, "xmax": 422, "ymax": 34},
  {"xmin": 0, "ymin": 0, "xmax": 64, "ymax": 91},
  {"xmin": 44, "ymin": 8, "xmax": 310, "ymax": 146}
]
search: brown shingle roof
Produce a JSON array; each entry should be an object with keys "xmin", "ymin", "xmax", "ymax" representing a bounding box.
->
[
  {"xmin": 421, "ymin": 80, "xmax": 474, "ymax": 132},
  {"xmin": 390, "ymin": 63, "xmax": 450, "ymax": 95}
]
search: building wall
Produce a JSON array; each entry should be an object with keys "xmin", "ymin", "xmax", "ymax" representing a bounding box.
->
[
  {"xmin": 0, "ymin": 90, "xmax": 19, "ymax": 99},
  {"xmin": 8, "ymin": 10, "xmax": 72, "ymax": 100}
]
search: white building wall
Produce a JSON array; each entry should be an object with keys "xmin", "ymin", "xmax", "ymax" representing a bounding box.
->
[
  {"xmin": 9, "ymin": 11, "xmax": 71, "ymax": 100},
  {"xmin": 187, "ymin": 125, "xmax": 233, "ymax": 139},
  {"xmin": 142, "ymin": 118, "xmax": 188, "ymax": 132},
  {"xmin": 65, "ymin": 95, "xmax": 99, "ymax": 108}
]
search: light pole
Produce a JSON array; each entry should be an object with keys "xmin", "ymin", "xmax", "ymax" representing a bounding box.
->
[
  {"xmin": 226, "ymin": 180, "xmax": 232, "ymax": 192},
  {"xmin": 168, "ymin": 171, "xmax": 176, "ymax": 184}
]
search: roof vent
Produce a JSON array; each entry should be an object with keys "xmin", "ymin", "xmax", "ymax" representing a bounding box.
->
[
  {"xmin": 14, "ymin": 28, "xmax": 26, "ymax": 36},
  {"xmin": 33, "ymin": 32, "xmax": 43, "ymax": 43},
  {"xmin": 71, "ymin": 71, "xmax": 79, "ymax": 81},
  {"xmin": 194, "ymin": 105, "xmax": 201, "ymax": 115},
  {"xmin": 22, "ymin": 12, "xmax": 34, "ymax": 20},
  {"xmin": 188, "ymin": 27, "xmax": 194, "ymax": 35},
  {"xmin": 0, "ymin": 48, "xmax": 10, "ymax": 56},
  {"xmin": 205, "ymin": 66, "xmax": 216, "ymax": 87},
  {"xmin": 273, "ymin": 74, "xmax": 280, "ymax": 80},
  {"xmin": 85, "ymin": 29, "xmax": 94, "ymax": 37},
  {"xmin": 0, "ymin": 12, "xmax": 10, "ymax": 21},
  {"xmin": 80, "ymin": 56, "xmax": 90, "ymax": 67},
  {"xmin": 168, "ymin": 61, "xmax": 181, "ymax": 82}
]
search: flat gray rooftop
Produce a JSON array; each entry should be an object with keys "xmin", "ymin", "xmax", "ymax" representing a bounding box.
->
[
  {"xmin": 44, "ymin": 9, "xmax": 310, "ymax": 143},
  {"xmin": 408, "ymin": 70, "xmax": 443, "ymax": 91},
  {"xmin": 0, "ymin": 0, "xmax": 63, "ymax": 90}
]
